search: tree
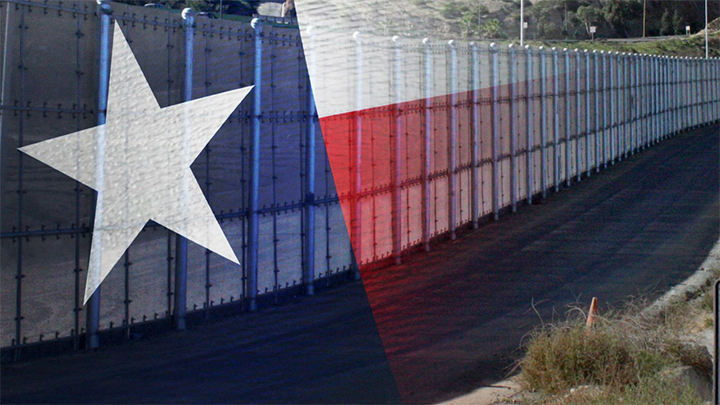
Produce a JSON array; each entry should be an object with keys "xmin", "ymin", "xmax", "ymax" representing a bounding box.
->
[
  {"xmin": 576, "ymin": 5, "xmax": 603, "ymax": 37},
  {"xmin": 660, "ymin": 8, "xmax": 672, "ymax": 35},
  {"xmin": 672, "ymin": 9, "xmax": 683, "ymax": 35},
  {"xmin": 531, "ymin": 0, "xmax": 566, "ymax": 39},
  {"xmin": 602, "ymin": 0, "xmax": 643, "ymax": 37},
  {"xmin": 480, "ymin": 18, "xmax": 502, "ymax": 38}
]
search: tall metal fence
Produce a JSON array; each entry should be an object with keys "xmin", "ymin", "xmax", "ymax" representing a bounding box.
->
[
  {"xmin": 1, "ymin": 0, "xmax": 354, "ymax": 351},
  {"xmin": 315, "ymin": 33, "xmax": 720, "ymax": 268},
  {"xmin": 1, "ymin": 0, "xmax": 719, "ymax": 354}
]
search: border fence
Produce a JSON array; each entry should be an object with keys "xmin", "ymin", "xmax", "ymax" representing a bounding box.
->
[
  {"xmin": 1, "ymin": 0, "xmax": 719, "ymax": 357},
  {"xmin": 315, "ymin": 34, "xmax": 720, "ymax": 268},
  {"xmin": 1, "ymin": 0, "xmax": 355, "ymax": 355}
]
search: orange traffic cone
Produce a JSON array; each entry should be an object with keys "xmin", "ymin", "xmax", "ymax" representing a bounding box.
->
[{"xmin": 586, "ymin": 297, "xmax": 598, "ymax": 330}]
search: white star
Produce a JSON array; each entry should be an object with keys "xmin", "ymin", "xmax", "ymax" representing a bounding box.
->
[{"xmin": 19, "ymin": 24, "xmax": 252, "ymax": 304}]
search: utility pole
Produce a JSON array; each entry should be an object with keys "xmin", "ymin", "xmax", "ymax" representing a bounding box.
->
[
  {"xmin": 704, "ymin": 0, "xmax": 709, "ymax": 58},
  {"xmin": 564, "ymin": 1, "xmax": 568, "ymax": 39},
  {"xmin": 520, "ymin": 0, "xmax": 524, "ymax": 46},
  {"xmin": 643, "ymin": 0, "xmax": 647, "ymax": 37}
]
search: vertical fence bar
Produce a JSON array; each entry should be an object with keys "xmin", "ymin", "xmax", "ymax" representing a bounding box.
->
[
  {"xmin": 564, "ymin": 48, "xmax": 571, "ymax": 187},
  {"xmin": 86, "ymin": 0, "xmax": 113, "ymax": 350},
  {"xmin": 688, "ymin": 58, "xmax": 699, "ymax": 129},
  {"xmin": 688, "ymin": 58, "xmax": 693, "ymax": 128},
  {"xmin": 422, "ymin": 38, "xmax": 432, "ymax": 248},
  {"xmin": 574, "ymin": 49, "xmax": 581, "ymax": 182},
  {"xmin": 525, "ymin": 45, "xmax": 533, "ymax": 203},
  {"xmin": 539, "ymin": 47, "xmax": 548, "ymax": 198},
  {"xmin": 672, "ymin": 56, "xmax": 680, "ymax": 134},
  {"xmin": 681, "ymin": 57, "xmax": 686, "ymax": 130},
  {"xmin": 246, "ymin": 18, "xmax": 263, "ymax": 312},
  {"xmin": 172, "ymin": 7, "xmax": 194, "ymax": 331},
  {"xmin": 679, "ymin": 57, "xmax": 683, "ymax": 131},
  {"xmin": 648, "ymin": 55, "xmax": 653, "ymax": 142},
  {"xmin": 652, "ymin": 56, "xmax": 657, "ymax": 143},
  {"xmin": 701, "ymin": 56, "xmax": 706, "ymax": 125},
  {"xmin": 471, "ymin": 42, "xmax": 480, "ymax": 227},
  {"xmin": 689, "ymin": 58, "xmax": 693, "ymax": 127},
  {"xmin": 602, "ymin": 51, "xmax": 608, "ymax": 164},
  {"xmin": 609, "ymin": 52, "xmax": 616, "ymax": 165},
  {"xmin": 491, "ymin": 43, "xmax": 500, "ymax": 220},
  {"xmin": 509, "ymin": 44, "xmax": 518, "ymax": 211},
  {"xmin": 619, "ymin": 53, "xmax": 626, "ymax": 159},
  {"xmin": 12, "ymin": 1, "xmax": 25, "ymax": 356},
  {"xmin": 630, "ymin": 54, "xmax": 636, "ymax": 153},
  {"xmin": 660, "ymin": 57, "xmax": 665, "ymax": 137},
  {"xmin": 714, "ymin": 58, "xmax": 717, "ymax": 120},
  {"xmin": 303, "ymin": 27, "xmax": 316, "ymax": 295},
  {"xmin": 663, "ymin": 57, "xmax": 669, "ymax": 137},
  {"xmin": 351, "ymin": 31, "xmax": 364, "ymax": 264},
  {"xmin": 659, "ymin": 56, "xmax": 663, "ymax": 136},
  {"xmin": 392, "ymin": 36, "xmax": 402, "ymax": 264},
  {"xmin": 667, "ymin": 56, "xmax": 672, "ymax": 133},
  {"xmin": 593, "ymin": 51, "xmax": 600, "ymax": 172},
  {"xmin": 73, "ymin": 7, "xmax": 85, "ymax": 350},
  {"xmin": 448, "ymin": 40, "xmax": 457, "ymax": 239},
  {"xmin": 678, "ymin": 57, "xmax": 682, "ymax": 130},
  {"xmin": 640, "ymin": 55, "xmax": 645, "ymax": 148},
  {"xmin": 584, "ymin": 50, "xmax": 590, "ymax": 176},
  {"xmin": 636, "ymin": 54, "xmax": 640, "ymax": 142},
  {"xmin": 552, "ymin": 47, "xmax": 560, "ymax": 192}
]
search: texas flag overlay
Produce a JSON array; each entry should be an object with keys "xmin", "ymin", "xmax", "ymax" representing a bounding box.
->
[
  {"xmin": 2, "ymin": 0, "xmax": 719, "ymax": 404},
  {"xmin": 20, "ymin": 24, "xmax": 251, "ymax": 304}
]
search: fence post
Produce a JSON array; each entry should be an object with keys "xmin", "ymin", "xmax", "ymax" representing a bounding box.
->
[
  {"xmin": 539, "ymin": 47, "xmax": 548, "ymax": 198},
  {"xmin": 564, "ymin": 48, "xmax": 571, "ymax": 187},
  {"xmin": 715, "ymin": 59, "xmax": 719, "ymax": 120},
  {"xmin": 471, "ymin": 42, "xmax": 480, "ymax": 227},
  {"xmin": 602, "ymin": 51, "xmax": 609, "ymax": 164},
  {"xmin": 86, "ymin": 0, "xmax": 112, "ymax": 350},
  {"xmin": 392, "ymin": 36, "xmax": 402, "ymax": 264},
  {"xmin": 669, "ymin": 57, "xmax": 674, "ymax": 134},
  {"xmin": 491, "ymin": 43, "xmax": 500, "ymax": 220},
  {"xmin": 688, "ymin": 57, "xmax": 693, "ymax": 129},
  {"xmin": 660, "ymin": 57, "xmax": 665, "ymax": 137},
  {"xmin": 630, "ymin": 54, "xmax": 636, "ymax": 153},
  {"xmin": 664, "ymin": 56, "xmax": 669, "ymax": 137},
  {"xmin": 609, "ymin": 52, "xmax": 616, "ymax": 165},
  {"xmin": 448, "ymin": 40, "xmax": 457, "ymax": 239},
  {"xmin": 640, "ymin": 55, "xmax": 646, "ymax": 148},
  {"xmin": 687, "ymin": 57, "xmax": 692, "ymax": 128},
  {"xmin": 652, "ymin": 56, "xmax": 657, "ymax": 143},
  {"xmin": 574, "ymin": 49, "xmax": 581, "ymax": 182},
  {"xmin": 648, "ymin": 55, "xmax": 653, "ymax": 142},
  {"xmin": 676, "ymin": 57, "xmax": 681, "ymax": 131},
  {"xmin": 676, "ymin": 57, "xmax": 681, "ymax": 132},
  {"xmin": 593, "ymin": 51, "xmax": 600, "ymax": 172},
  {"xmin": 620, "ymin": 53, "xmax": 626, "ymax": 158},
  {"xmin": 351, "ymin": 31, "xmax": 364, "ymax": 270},
  {"xmin": 552, "ymin": 47, "xmax": 560, "ymax": 192},
  {"xmin": 682, "ymin": 57, "xmax": 687, "ymax": 127},
  {"xmin": 584, "ymin": 50, "xmax": 591, "ymax": 176},
  {"xmin": 525, "ymin": 45, "xmax": 533, "ymax": 204},
  {"xmin": 303, "ymin": 26, "xmax": 317, "ymax": 295},
  {"xmin": 679, "ymin": 57, "xmax": 684, "ymax": 131},
  {"xmin": 422, "ymin": 38, "xmax": 432, "ymax": 249},
  {"xmin": 509, "ymin": 44, "xmax": 518, "ymax": 211},
  {"xmin": 700, "ymin": 57, "xmax": 705, "ymax": 125},
  {"xmin": 246, "ymin": 18, "xmax": 263, "ymax": 312},
  {"xmin": 171, "ymin": 7, "xmax": 195, "ymax": 330}
]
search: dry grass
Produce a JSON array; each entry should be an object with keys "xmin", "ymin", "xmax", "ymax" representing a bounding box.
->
[{"xmin": 517, "ymin": 297, "xmax": 712, "ymax": 404}]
